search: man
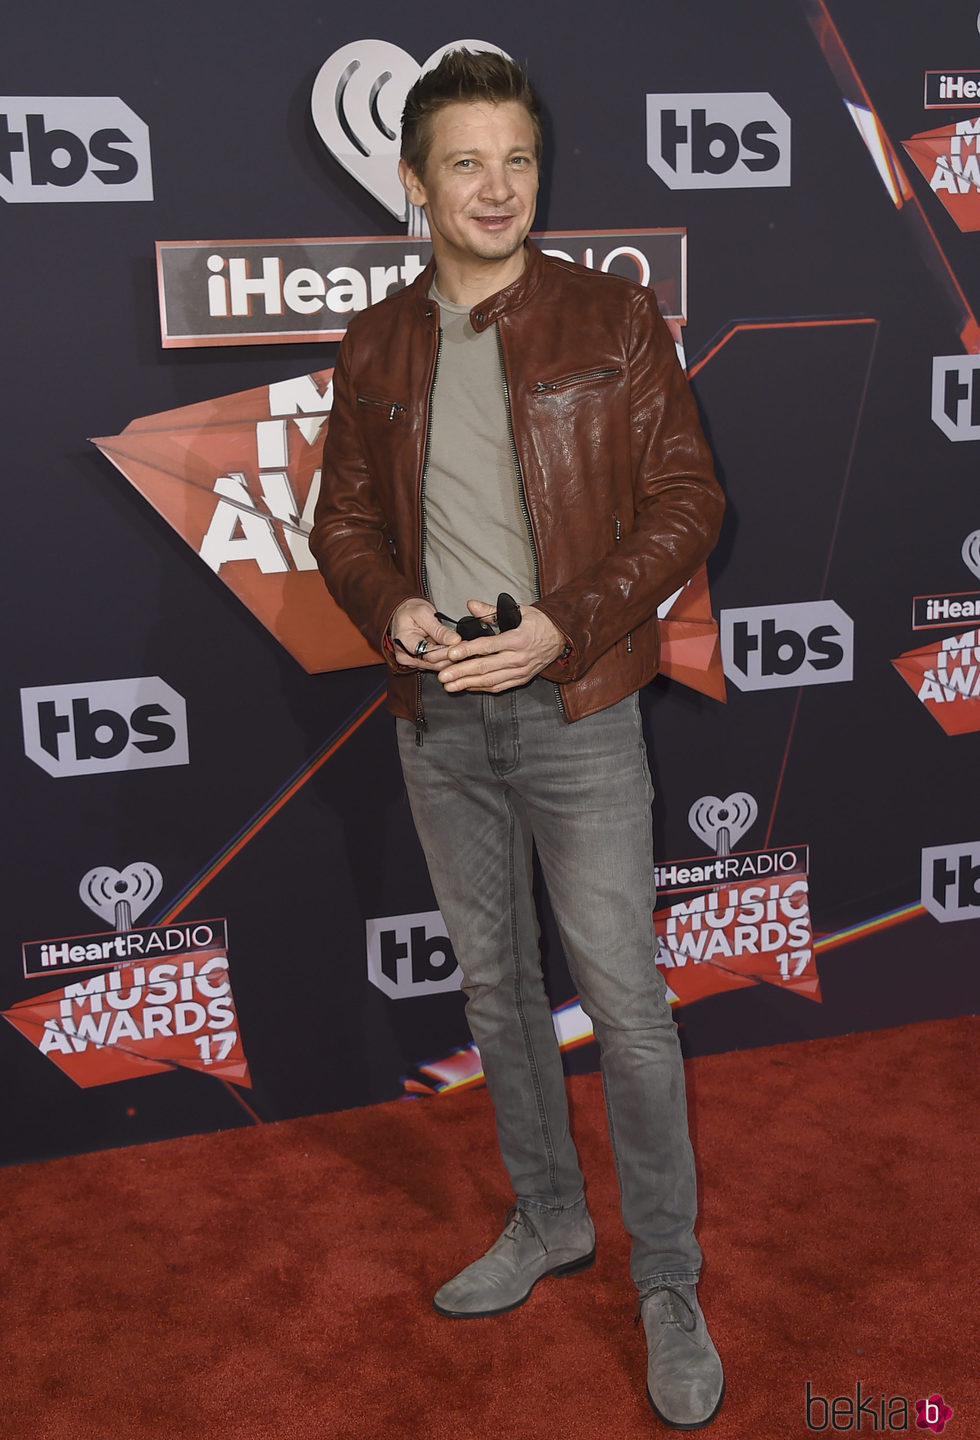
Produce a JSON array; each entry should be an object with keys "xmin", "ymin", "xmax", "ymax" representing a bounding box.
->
[{"xmin": 310, "ymin": 49, "xmax": 725, "ymax": 1430}]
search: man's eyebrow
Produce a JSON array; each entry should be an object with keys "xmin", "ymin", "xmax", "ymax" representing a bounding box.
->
[{"xmin": 441, "ymin": 145, "xmax": 534, "ymax": 162}]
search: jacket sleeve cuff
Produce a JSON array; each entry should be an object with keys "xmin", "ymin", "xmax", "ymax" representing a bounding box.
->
[
  {"xmin": 381, "ymin": 629, "xmax": 416, "ymax": 674},
  {"xmin": 531, "ymin": 602, "xmax": 577, "ymax": 682},
  {"xmin": 538, "ymin": 635, "xmax": 575, "ymax": 683},
  {"xmin": 382, "ymin": 597, "xmax": 428, "ymax": 673}
]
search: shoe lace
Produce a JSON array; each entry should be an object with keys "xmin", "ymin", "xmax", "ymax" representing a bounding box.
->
[
  {"xmin": 634, "ymin": 1284, "xmax": 697, "ymax": 1331},
  {"xmin": 502, "ymin": 1205, "xmax": 538, "ymax": 1242}
]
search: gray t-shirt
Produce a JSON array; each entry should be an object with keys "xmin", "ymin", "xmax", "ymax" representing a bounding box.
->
[{"xmin": 423, "ymin": 284, "xmax": 537, "ymax": 619}]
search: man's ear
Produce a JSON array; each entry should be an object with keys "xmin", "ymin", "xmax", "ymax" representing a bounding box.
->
[{"xmin": 398, "ymin": 157, "xmax": 427, "ymax": 210}]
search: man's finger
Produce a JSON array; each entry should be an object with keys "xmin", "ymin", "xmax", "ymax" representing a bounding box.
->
[
  {"xmin": 439, "ymin": 653, "xmax": 533, "ymax": 686},
  {"xmin": 444, "ymin": 636, "xmax": 505, "ymax": 663},
  {"xmin": 439, "ymin": 640, "xmax": 525, "ymax": 676},
  {"xmin": 441, "ymin": 667, "xmax": 526, "ymax": 692},
  {"xmin": 464, "ymin": 597, "xmax": 497, "ymax": 618}
]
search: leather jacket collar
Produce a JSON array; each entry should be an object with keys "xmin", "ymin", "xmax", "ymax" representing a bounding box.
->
[{"xmin": 411, "ymin": 240, "xmax": 546, "ymax": 333}]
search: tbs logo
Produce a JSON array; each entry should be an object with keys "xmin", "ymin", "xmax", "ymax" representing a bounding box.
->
[
  {"xmin": 721, "ymin": 601, "xmax": 854, "ymax": 691},
  {"xmin": 932, "ymin": 355, "xmax": 980, "ymax": 441},
  {"xmin": 0, "ymin": 98, "xmax": 152, "ymax": 203},
  {"xmin": 365, "ymin": 910, "xmax": 461, "ymax": 999},
  {"xmin": 21, "ymin": 677, "xmax": 188, "ymax": 777},
  {"xmin": 646, "ymin": 92, "xmax": 790, "ymax": 190},
  {"xmin": 922, "ymin": 840, "xmax": 980, "ymax": 923}
]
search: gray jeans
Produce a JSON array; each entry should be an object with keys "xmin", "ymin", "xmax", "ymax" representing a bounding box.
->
[{"xmin": 396, "ymin": 676, "xmax": 701, "ymax": 1290}]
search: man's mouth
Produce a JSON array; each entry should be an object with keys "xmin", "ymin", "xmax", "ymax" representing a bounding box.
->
[{"xmin": 472, "ymin": 214, "xmax": 515, "ymax": 230}]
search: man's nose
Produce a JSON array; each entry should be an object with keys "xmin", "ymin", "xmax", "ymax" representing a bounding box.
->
[{"xmin": 478, "ymin": 163, "xmax": 514, "ymax": 201}]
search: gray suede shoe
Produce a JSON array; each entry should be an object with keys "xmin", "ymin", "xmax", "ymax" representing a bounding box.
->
[
  {"xmin": 640, "ymin": 1283, "xmax": 725, "ymax": 1429},
  {"xmin": 433, "ymin": 1206, "xmax": 596, "ymax": 1317}
]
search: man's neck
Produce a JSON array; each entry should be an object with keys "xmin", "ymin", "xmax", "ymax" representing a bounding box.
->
[{"xmin": 431, "ymin": 247, "xmax": 528, "ymax": 308}]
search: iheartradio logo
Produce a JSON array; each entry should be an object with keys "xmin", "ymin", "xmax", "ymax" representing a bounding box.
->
[
  {"xmin": 79, "ymin": 863, "xmax": 163, "ymax": 930},
  {"xmin": 311, "ymin": 39, "xmax": 510, "ymax": 231},
  {"xmin": 688, "ymin": 793, "xmax": 758, "ymax": 854}
]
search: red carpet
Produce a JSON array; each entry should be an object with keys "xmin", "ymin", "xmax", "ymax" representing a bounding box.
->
[{"xmin": 0, "ymin": 1016, "xmax": 975, "ymax": 1439}]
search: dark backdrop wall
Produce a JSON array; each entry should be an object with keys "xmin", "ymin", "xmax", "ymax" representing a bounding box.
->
[{"xmin": 3, "ymin": 0, "xmax": 977, "ymax": 1166}]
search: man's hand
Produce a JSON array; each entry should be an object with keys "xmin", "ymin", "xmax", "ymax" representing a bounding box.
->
[
  {"xmin": 388, "ymin": 599, "xmax": 459, "ymax": 669},
  {"xmin": 436, "ymin": 600, "xmax": 567, "ymax": 693}
]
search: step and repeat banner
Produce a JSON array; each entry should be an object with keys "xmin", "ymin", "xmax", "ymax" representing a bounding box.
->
[{"xmin": 3, "ymin": 0, "xmax": 977, "ymax": 1165}]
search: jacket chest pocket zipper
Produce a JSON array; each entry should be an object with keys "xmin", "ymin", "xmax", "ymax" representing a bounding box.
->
[
  {"xmin": 357, "ymin": 395, "xmax": 406, "ymax": 420},
  {"xmin": 532, "ymin": 366, "xmax": 621, "ymax": 393}
]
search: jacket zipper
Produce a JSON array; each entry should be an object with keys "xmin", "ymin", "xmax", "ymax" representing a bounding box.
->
[
  {"xmin": 497, "ymin": 329, "xmax": 568, "ymax": 718},
  {"xmin": 496, "ymin": 328, "xmax": 540, "ymax": 601},
  {"xmin": 415, "ymin": 320, "xmax": 443, "ymax": 745},
  {"xmin": 532, "ymin": 367, "xmax": 620, "ymax": 393},
  {"xmin": 613, "ymin": 513, "xmax": 632, "ymax": 653},
  {"xmin": 357, "ymin": 395, "xmax": 406, "ymax": 420}
]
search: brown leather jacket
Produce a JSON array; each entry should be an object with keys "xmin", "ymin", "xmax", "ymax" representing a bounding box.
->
[{"xmin": 310, "ymin": 241, "xmax": 724, "ymax": 724}]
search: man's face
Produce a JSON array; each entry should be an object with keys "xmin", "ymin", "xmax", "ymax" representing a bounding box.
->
[{"xmin": 398, "ymin": 100, "xmax": 539, "ymax": 282}]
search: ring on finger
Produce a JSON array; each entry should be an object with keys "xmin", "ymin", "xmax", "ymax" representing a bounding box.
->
[{"xmin": 415, "ymin": 639, "xmax": 429, "ymax": 658}]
